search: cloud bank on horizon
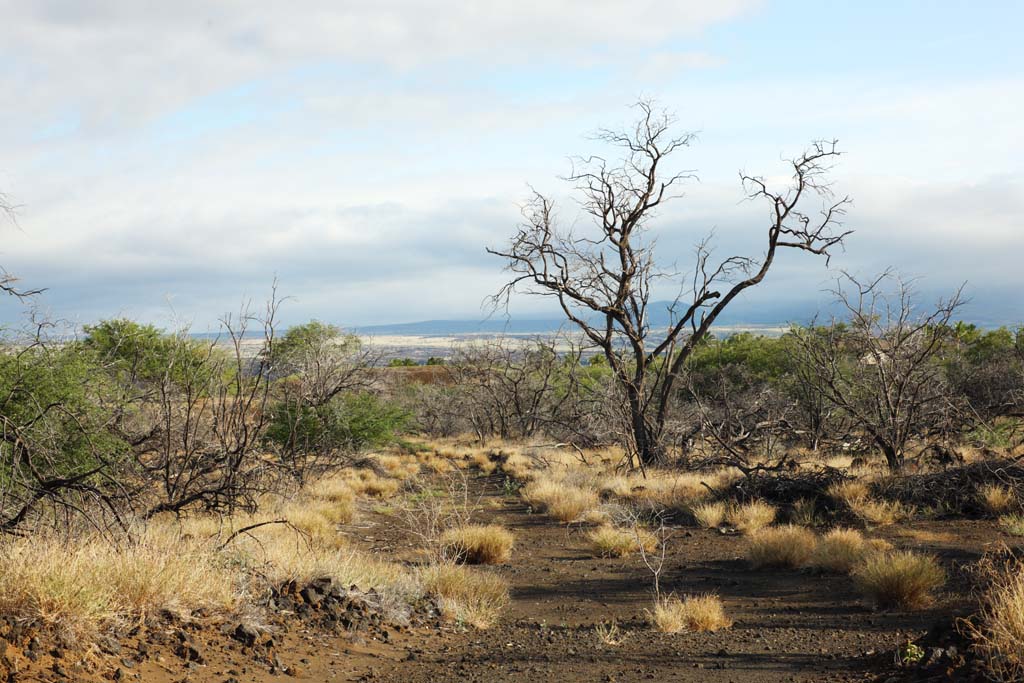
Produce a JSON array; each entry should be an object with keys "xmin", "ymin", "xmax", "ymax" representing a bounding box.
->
[{"xmin": 1, "ymin": 0, "xmax": 1021, "ymax": 330}]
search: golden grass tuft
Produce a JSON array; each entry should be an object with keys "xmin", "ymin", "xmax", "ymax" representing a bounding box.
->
[
  {"xmin": 848, "ymin": 498, "xmax": 908, "ymax": 526},
  {"xmin": 439, "ymin": 525, "xmax": 514, "ymax": 565},
  {"xmin": 522, "ymin": 480, "xmax": 598, "ymax": 523},
  {"xmin": 979, "ymin": 484, "xmax": 1017, "ymax": 516},
  {"xmin": 376, "ymin": 454, "xmax": 421, "ymax": 479},
  {"xmin": 828, "ymin": 480, "xmax": 871, "ymax": 505},
  {"xmin": 690, "ymin": 501, "xmax": 728, "ymax": 528},
  {"xmin": 646, "ymin": 594, "xmax": 732, "ymax": 633},
  {"xmin": 420, "ymin": 564, "xmax": 510, "ymax": 629},
  {"xmin": 999, "ymin": 514, "xmax": 1024, "ymax": 536},
  {"xmin": 587, "ymin": 525, "xmax": 658, "ymax": 558},
  {"xmin": 470, "ymin": 452, "xmax": 497, "ymax": 475},
  {"xmin": 966, "ymin": 558, "xmax": 1024, "ymax": 682},
  {"xmin": 852, "ymin": 550, "xmax": 945, "ymax": 609},
  {"xmin": 828, "ymin": 480, "xmax": 907, "ymax": 525},
  {"xmin": 727, "ymin": 500, "xmax": 778, "ymax": 534},
  {"xmin": 790, "ymin": 498, "xmax": 823, "ymax": 527},
  {"xmin": 627, "ymin": 471, "xmax": 710, "ymax": 510},
  {"xmin": 809, "ymin": 528, "xmax": 876, "ymax": 573},
  {"xmin": 0, "ymin": 528, "xmax": 239, "ymax": 640},
  {"xmin": 746, "ymin": 525, "xmax": 817, "ymax": 569},
  {"xmin": 344, "ymin": 469, "xmax": 401, "ymax": 498}
]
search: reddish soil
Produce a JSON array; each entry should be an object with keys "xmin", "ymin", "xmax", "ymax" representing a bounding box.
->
[{"xmin": 2, "ymin": 472, "xmax": 1008, "ymax": 683}]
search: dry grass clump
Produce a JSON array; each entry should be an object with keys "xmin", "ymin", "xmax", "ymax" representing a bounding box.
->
[
  {"xmin": 828, "ymin": 479, "xmax": 907, "ymax": 526},
  {"xmin": 965, "ymin": 557, "xmax": 1024, "ymax": 682},
  {"xmin": 439, "ymin": 525, "xmax": 514, "ymax": 565},
  {"xmin": 979, "ymin": 484, "xmax": 1017, "ymax": 516},
  {"xmin": 809, "ymin": 528, "xmax": 879, "ymax": 573},
  {"xmin": 852, "ymin": 550, "xmax": 945, "ymax": 609},
  {"xmin": 690, "ymin": 501, "xmax": 728, "ymax": 528},
  {"xmin": 376, "ymin": 454, "xmax": 421, "ymax": 479},
  {"xmin": 828, "ymin": 479, "xmax": 871, "ymax": 505},
  {"xmin": 727, "ymin": 500, "xmax": 777, "ymax": 534},
  {"xmin": 646, "ymin": 594, "xmax": 732, "ymax": 633},
  {"xmin": 587, "ymin": 525, "xmax": 658, "ymax": 558},
  {"xmin": 344, "ymin": 469, "xmax": 401, "ymax": 498},
  {"xmin": 420, "ymin": 564, "xmax": 510, "ymax": 629},
  {"xmin": 790, "ymin": 498, "xmax": 823, "ymax": 527},
  {"xmin": 522, "ymin": 480, "xmax": 598, "ymax": 523},
  {"xmin": 0, "ymin": 528, "xmax": 238, "ymax": 640},
  {"xmin": 470, "ymin": 452, "xmax": 498, "ymax": 475},
  {"xmin": 999, "ymin": 514, "xmax": 1024, "ymax": 536},
  {"xmin": 746, "ymin": 525, "xmax": 817, "ymax": 568},
  {"xmin": 848, "ymin": 498, "xmax": 908, "ymax": 526},
  {"xmin": 627, "ymin": 472, "xmax": 709, "ymax": 510},
  {"xmin": 501, "ymin": 452, "xmax": 535, "ymax": 480}
]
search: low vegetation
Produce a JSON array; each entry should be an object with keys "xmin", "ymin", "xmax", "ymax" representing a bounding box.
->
[
  {"xmin": 647, "ymin": 594, "xmax": 732, "ymax": 633},
  {"xmin": 727, "ymin": 500, "xmax": 778, "ymax": 534},
  {"xmin": 852, "ymin": 551, "xmax": 945, "ymax": 609},
  {"xmin": 440, "ymin": 524, "xmax": 514, "ymax": 565},
  {"xmin": 587, "ymin": 525, "xmax": 658, "ymax": 558},
  {"xmin": 419, "ymin": 564, "xmax": 510, "ymax": 629},
  {"xmin": 746, "ymin": 525, "xmax": 817, "ymax": 569}
]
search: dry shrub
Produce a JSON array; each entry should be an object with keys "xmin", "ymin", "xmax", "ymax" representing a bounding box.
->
[
  {"xmin": 999, "ymin": 514, "xmax": 1024, "ymax": 536},
  {"xmin": 522, "ymin": 480, "xmax": 598, "ymax": 523},
  {"xmin": 746, "ymin": 525, "xmax": 817, "ymax": 569},
  {"xmin": 852, "ymin": 550, "xmax": 944, "ymax": 609},
  {"xmin": 439, "ymin": 525, "xmax": 514, "ymax": 565},
  {"xmin": 979, "ymin": 484, "xmax": 1017, "ymax": 516},
  {"xmin": 965, "ymin": 555, "xmax": 1024, "ymax": 682},
  {"xmin": 690, "ymin": 501, "xmax": 728, "ymax": 528},
  {"xmin": 646, "ymin": 594, "xmax": 731, "ymax": 633},
  {"xmin": 0, "ymin": 528, "xmax": 238, "ymax": 641},
  {"xmin": 420, "ymin": 564, "xmax": 510, "ymax": 629},
  {"xmin": 587, "ymin": 525, "xmax": 658, "ymax": 558},
  {"xmin": 810, "ymin": 528, "xmax": 875, "ymax": 573},
  {"xmin": 727, "ymin": 500, "xmax": 777, "ymax": 534}
]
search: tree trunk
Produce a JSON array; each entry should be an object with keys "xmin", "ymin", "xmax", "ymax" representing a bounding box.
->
[{"xmin": 877, "ymin": 438, "xmax": 903, "ymax": 472}]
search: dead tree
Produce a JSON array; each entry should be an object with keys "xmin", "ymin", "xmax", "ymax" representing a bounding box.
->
[
  {"xmin": 790, "ymin": 272, "xmax": 964, "ymax": 471},
  {"xmin": 489, "ymin": 101, "xmax": 851, "ymax": 467},
  {"xmin": 139, "ymin": 292, "xmax": 281, "ymax": 518},
  {"xmin": 0, "ymin": 190, "xmax": 43, "ymax": 299},
  {"xmin": 449, "ymin": 335, "xmax": 584, "ymax": 441}
]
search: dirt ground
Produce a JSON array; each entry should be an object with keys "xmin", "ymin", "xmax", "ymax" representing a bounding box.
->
[{"xmin": 7, "ymin": 470, "xmax": 1003, "ymax": 683}]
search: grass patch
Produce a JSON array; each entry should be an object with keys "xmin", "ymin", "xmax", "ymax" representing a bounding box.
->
[
  {"xmin": 690, "ymin": 501, "xmax": 728, "ymax": 528},
  {"xmin": 965, "ymin": 557, "xmax": 1024, "ymax": 682},
  {"xmin": 646, "ymin": 594, "xmax": 732, "ymax": 633},
  {"xmin": 522, "ymin": 480, "xmax": 598, "ymax": 523},
  {"xmin": 420, "ymin": 564, "xmax": 510, "ymax": 629},
  {"xmin": 746, "ymin": 525, "xmax": 817, "ymax": 569},
  {"xmin": 439, "ymin": 525, "xmax": 514, "ymax": 565},
  {"xmin": 852, "ymin": 550, "xmax": 944, "ymax": 609},
  {"xmin": 587, "ymin": 525, "xmax": 658, "ymax": 558},
  {"xmin": 809, "ymin": 528, "xmax": 879, "ymax": 573},
  {"xmin": 1000, "ymin": 514, "xmax": 1024, "ymax": 536},
  {"xmin": 727, "ymin": 500, "xmax": 777, "ymax": 534},
  {"xmin": 979, "ymin": 484, "xmax": 1017, "ymax": 516}
]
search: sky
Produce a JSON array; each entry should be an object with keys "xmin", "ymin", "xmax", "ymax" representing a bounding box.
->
[{"xmin": 1, "ymin": 0, "xmax": 1022, "ymax": 331}]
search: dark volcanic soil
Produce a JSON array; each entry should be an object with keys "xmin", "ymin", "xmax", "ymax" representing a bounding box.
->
[{"xmin": 4, "ymin": 472, "xmax": 1004, "ymax": 683}]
